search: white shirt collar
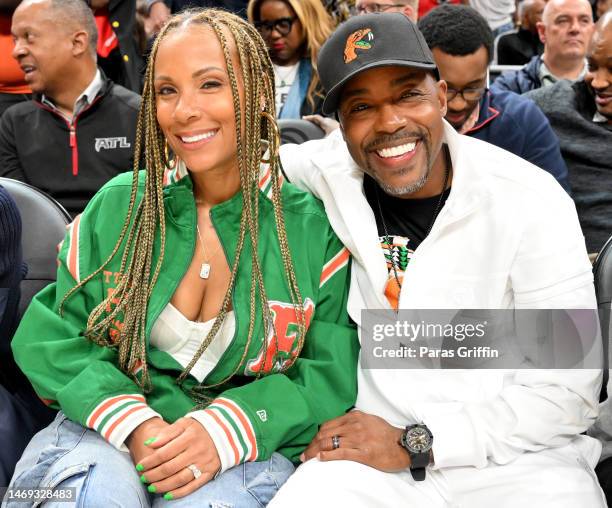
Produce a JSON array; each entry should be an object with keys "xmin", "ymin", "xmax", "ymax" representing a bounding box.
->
[
  {"xmin": 41, "ymin": 69, "xmax": 103, "ymax": 118},
  {"xmin": 593, "ymin": 111, "xmax": 609, "ymax": 123}
]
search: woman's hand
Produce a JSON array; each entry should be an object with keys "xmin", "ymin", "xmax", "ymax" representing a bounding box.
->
[
  {"xmin": 126, "ymin": 417, "xmax": 170, "ymax": 467},
  {"xmin": 136, "ymin": 417, "xmax": 221, "ymax": 500}
]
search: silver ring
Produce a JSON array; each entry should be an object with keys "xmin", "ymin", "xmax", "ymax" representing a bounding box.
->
[
  {"xmin": 187, "ymin": 464, "xmax": 202, "ymax": 480},
  {"xmin": 332, "ymin": 435, "xmax": 340, "ymax": 450}
]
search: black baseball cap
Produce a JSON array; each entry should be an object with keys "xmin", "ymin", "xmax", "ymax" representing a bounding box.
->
[{"xmin": 318, "ymin": 13, "xmax": 438, "ymax": 115}]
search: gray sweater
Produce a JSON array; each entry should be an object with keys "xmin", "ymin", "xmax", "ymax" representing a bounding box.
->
[{"xmin": 527, "ymin": 80, "xmax": 612, "ymax": 253}]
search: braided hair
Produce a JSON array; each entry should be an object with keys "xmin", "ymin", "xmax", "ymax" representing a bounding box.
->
[{"xmin": 59, "ymin": 8, "xmax": 307, "ymax": 401}]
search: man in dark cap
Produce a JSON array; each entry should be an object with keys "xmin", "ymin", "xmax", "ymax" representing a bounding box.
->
[{"xmin": 272, "ymin": 12, "xmax": 604, "ymax": 507}]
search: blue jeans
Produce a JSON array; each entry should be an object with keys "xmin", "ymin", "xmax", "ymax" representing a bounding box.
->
[{"xmin": 2, "ymin": 412, "xmax": 295, "ymax": 507}]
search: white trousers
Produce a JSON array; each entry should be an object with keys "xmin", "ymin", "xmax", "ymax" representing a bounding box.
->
[{"xmin": 270, "ymin": 441, "xmax": 606, "ymax": 508}]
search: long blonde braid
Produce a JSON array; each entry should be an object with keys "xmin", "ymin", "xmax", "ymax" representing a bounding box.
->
[{"xmin": 59, "ymin": 8, "xmax": 307, "ymax": 397}]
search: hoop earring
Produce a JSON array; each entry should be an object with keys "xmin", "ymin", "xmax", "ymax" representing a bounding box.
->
[
  {"xmin": 164, "ymin": 141, "xmax": 177, "ymax": 170},
  {"xmin": 260, "ymin": 111, "xmax": 281, "ymax": 164}
]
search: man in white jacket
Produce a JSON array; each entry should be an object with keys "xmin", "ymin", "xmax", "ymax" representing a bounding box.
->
[{"xmin": 270, "ymin": 12, "xmax": 605, "ymax": 508}]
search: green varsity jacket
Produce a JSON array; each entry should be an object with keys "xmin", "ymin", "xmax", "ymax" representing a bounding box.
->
[{"xmin": 11, "ymin": 162, "xmax": 359, "ymax": 473}]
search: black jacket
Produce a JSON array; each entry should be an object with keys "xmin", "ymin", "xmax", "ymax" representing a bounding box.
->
[
  {"xmin": 0, "ymin": 76, "xmax": 140, "ymax": 217},
  {"xmin": 466, "ymin": 90, "xmax": 569, "ymax": 192},
  {"xmin": 0, "ymin": 185, "xmax": 24, "ymax": 388},
  {"xmin": 101, "ymin": 0, "xmax": 144, "ymax": 93},
  {"xmin": 496, "ymin": 29, "xmax": 544, "ymax": 66},
  {"xmin": 0, "ymin": 184, "xmax": 25, "ymax": 390},
  {"xmin": 157, "ymin": 0, "xmax": 249, "ymax": 17}
]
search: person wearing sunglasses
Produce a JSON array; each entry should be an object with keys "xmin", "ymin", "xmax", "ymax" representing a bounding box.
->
[
  {"xmin": 418, "ymin": 5, "xmax": 570, "ymax": 192},
  {"xmin": 248, "ymin": 0, "xmax": 333, "ymax": 119}
]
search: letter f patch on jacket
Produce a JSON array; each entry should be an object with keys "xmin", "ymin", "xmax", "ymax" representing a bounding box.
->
[{"xmin": 245, "ymin": 298, "xmax": 315, "ymax": 375}]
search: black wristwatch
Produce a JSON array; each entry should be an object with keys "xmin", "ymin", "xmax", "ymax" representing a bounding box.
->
[{"xmin": 400, "ymin": 424, "xmax": 433, "ymax": 481}]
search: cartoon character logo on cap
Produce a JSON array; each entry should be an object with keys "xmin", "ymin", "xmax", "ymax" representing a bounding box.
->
[{"xmin": 344, "ymin": 28, "xmax": 373, "ymax": 64}]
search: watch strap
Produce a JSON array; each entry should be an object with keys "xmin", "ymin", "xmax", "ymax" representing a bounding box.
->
[
  {"xmin": 410, "ymin": 451, "xmax": 430, "ymax": 470},
  {"xmin": 410, "ymin": 466, "xmax": 426, "ymax": 481}
]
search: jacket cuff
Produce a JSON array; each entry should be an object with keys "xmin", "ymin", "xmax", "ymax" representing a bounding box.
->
[
  {"xmin": 186, "ymin": 397, "xmax": 259, "ymax": 474},
  {"xmin": 85, "ymin": 394, "xmax": 161, "ymax": 452},
  {"xmin": 422, "ymin": 407, "xmax": 487, "ymax": 469}
]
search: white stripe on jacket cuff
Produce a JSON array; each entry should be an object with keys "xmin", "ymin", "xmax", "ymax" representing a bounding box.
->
[
  {"xmin": 85, "ymin": 394, "xmax": 161, "ymax": 452},
  {"xmin": 111, "ymin": 407, "xmax": 162, "ymax": 453},
  {"xmin": 187, "ymin": 410, "xmax": 238, "ymax": 474},
  {"xmin": 187, "ymin": 397, "xmax": 259, "ymax": 474}
]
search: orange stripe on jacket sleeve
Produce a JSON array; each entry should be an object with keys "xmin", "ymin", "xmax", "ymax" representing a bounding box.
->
[
  {"xmin": 320, "ymin": 248, "xmax": 350, "ymax": 286},
  {"xmin": 102, "ymin": 404, "xmax": 147, "ymax": 441},
  {"xmin": 205, "ymin": 408, "xmax": 241, "ymax": 465},
  {"xmin": 215, "ymin": 398, "xmax": 258, "ymax": 461},
  {"xmin": 86, "ymin": 394, "xmax": 145, "ymax": 429},
  {"xmin": 259, "ymin": 165, "xmax": 271, "ymax": 188}
]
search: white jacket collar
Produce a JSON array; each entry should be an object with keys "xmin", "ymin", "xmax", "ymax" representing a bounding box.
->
[{"xmin": 305, "ymin": 121, "xmax": 491, "ymax": 308}]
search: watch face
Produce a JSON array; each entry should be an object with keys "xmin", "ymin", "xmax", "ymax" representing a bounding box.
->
[{"xmin": 405, "ymin": 426, "xmax": 433, "ymax": 453}]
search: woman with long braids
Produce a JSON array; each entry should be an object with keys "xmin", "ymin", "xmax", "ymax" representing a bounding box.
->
[{"xmin": 6, "ymin": 8, "xmax": 358, "ymax": 506}]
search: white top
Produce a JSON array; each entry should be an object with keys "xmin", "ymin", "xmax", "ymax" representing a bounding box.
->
[
  {"xmin": 149, "ymin": 303, "xmax": 236, "ymax": 382},
  {"xmin": 469, "ymin": 0, "xmax": 515, "ymax": 30},
  {"xmin": 273, "ymin": 62, "xmax": 299, "ymax": 116}
]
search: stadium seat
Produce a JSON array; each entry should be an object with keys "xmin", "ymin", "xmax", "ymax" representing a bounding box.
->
[
  {"xmin": 0, "ymin": 178, "xmax": 71, "ymax": 318},
  {"xmin": 594, "ymin": 235, "xmax": 612, "ymax": 402},
  {"xmin": 278, "ymin": 119, "xmax": 325, "ymax": 145}
]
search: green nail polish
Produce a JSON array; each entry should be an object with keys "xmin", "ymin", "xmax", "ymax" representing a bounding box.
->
[
  {"xmin": 140, "ymin": 474, "xmax": 147, "ymax": 484},
  {"xmin": 164, "ymin": 493, "xmax": 173, "ymax": 501},
  {"xmin": 135, "ymin": 463, "xmax": 144, "ymax": 472},
  {"xmin": 148, "ymin": 484, "xmax": 157, "ymax": 493},
  {"xmin": 144, "ymin": 437, "xmax": 157, "ymax": 446}
]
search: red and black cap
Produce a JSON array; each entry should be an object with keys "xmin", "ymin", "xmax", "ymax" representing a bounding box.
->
[{"xmin": 318, "ymin": 12, "xmax": 438, "ymax": 115}]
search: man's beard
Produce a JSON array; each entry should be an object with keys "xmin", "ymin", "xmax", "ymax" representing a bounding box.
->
[{"xmin": 364, "ymin": 128, "xmax": 434, "ymax": 197}]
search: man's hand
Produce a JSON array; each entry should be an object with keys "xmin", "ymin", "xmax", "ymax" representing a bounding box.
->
[
  {"xmin": 302, "ymin": 115, "xmax": 339, "ymax": 136},
  {"xmin": 149, "ymin": 1, "xmax": 171, "ymax": 34},
  {"xmin": 126, "ymin": 417, "xmax": 170, "ymax": 467},
  {"xmin": 135, "ymin": 417, "xmax": 221, "ymax": 499},
  {"xmin": 301, "ymin": 410, "xmax": 411, "ymax": 472}
]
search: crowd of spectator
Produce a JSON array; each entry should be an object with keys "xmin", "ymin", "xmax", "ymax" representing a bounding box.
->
[{"xmin": 0, "ymin": 0, "xmax": 612, "ymax": 504}]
